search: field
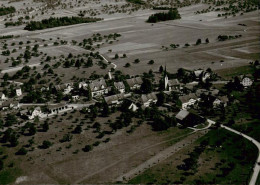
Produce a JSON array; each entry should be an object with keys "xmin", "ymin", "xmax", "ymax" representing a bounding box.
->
[{"xmin": 0, "ymin": 0, "xmax": 259, "ymax": 183}]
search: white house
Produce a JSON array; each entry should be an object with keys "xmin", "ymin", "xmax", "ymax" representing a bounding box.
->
[
  {"xmin": 16, "ymin": 88, "xmax": 22, "ymax": 97},
  {"xmin": 114, "ymin": 82, "xmax": 125, "ymax": 93},
  {"xmin": 213, "ymin": 96, "xmax": 229, "ymax": 108},
  {"xmin": 0, "ymin": 93, "xmax": 7, "ymax": 101},
  {"xmin": 179, "ymin": 93, "xmax": 199, "ymax": 110},
  {"xmin": 29, "ymin": 107, "xmax": 42, "ymax": 120}
]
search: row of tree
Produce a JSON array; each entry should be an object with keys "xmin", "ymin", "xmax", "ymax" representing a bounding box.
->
[{"xmin": 24, "ymin": 16, "xmax": 103, "ymax": 31}]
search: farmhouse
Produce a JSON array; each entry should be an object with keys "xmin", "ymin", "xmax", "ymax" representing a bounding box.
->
[
  {"xmin": 176, "ymin": 110, "xmax": 205, "ymax": 127},
  {"xmin": 141, "ymin": 92, "xmax": 158, "ymax": 108},
  {"xmin": 89, "ymin": 78, "xmax": 108, "ymax": 97},
  {"xmin": 179, "ymin": 93, "xmax": 199, "ymax": 110},
  {"xmin": 126, "ymin": 77, "xmax": 143, "ymax": 90},
  {"xmin": 114, "ymin": 82, "xmax": 125, "ymax": 93},
  {"xmin": 55, "ymin": 83, "xmax": 74, "ymax": 95},
  {"xmin": 213, "ymin": 95, "xmax": 229, "ymax": 108}
]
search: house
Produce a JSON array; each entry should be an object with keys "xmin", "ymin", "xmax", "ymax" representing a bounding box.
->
[
  {"xmin": 104, "ymin": 93, "xmax": 131, "ymax": 108},
  {"xmin": 129, "ymin": 102, "xmax": 138, "ymax": 112},
  {"xmin": 179, "ymin": 93, "xmax": 199, "ymax": 110},
  {"xmin": 165, "ymin": 74, "xmax": 180, "ymax": 91},
  {"xmin": 104, "ymin": 94, "xmax": 125, "ymax": 108},
  {"xmin": 176, "ymin": 110, "xmax": 205, "ymax": 127},
  {"xmin": 239, "ymin": 75, "xmax": 253, "ymax": 88},
  {"xmin": 213, "ymin": 95, "xmax": 229, "ymax": 108},
  {"xmin": 55, "ymin": 83, "xmax": 73, "ymax": 95},
  {"xmin": 16, "ymin": 88, "xmax": 22, "ymax": 96},
  {"xmin": 193, "ymin": 69, "xmax": 211, "ymax": 82},
  {"xmin": 29, "ymin": 107, "xmax": 42, "ymax": 120},
  {"xmin": 0, "ymin": 93, "xmax": 7, "ymax": 101},
  {"xmin": 126, "ymin": 77, "xmax": 143, "ymax": 90},
  {"xmin": 89, "ymin": 78, "xmax": 108, "ymax": 97},
  {"xmin": 114, "ymin": 82, "xmax": 125, "ymax": 93},
  {"xmin": 0, "ymin": 100, "xmax": 20, "ymax": 110},
  {"xmin": 141, "ymin": 92, "xmax": 158, "ymax": 108},
  {"xmin": 72, "ymin": 95, "xmax": 79, "ymax": 101},
  {"xmin": 79, "ymin": 82, "xmax": 88, "ymax": 89}
]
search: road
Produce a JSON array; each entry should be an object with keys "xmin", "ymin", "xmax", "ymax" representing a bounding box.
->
[{"xmin": 221, "ymin": 124, "xmax": 260, "ymax": 185}]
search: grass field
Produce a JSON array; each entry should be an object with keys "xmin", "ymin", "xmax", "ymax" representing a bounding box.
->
[{"xmin": 129, "ymin": 128, "xmax": 257, "ymax": 184}]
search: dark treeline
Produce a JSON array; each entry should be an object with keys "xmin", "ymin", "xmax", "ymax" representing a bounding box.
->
[
  {"xmin": 24, "ymin": 16, "xmax": 103, "ymax": 31},
  {"xmin": 0, "ymin": 35, "xmax": 14, "ymax": 40},
  {"xmin": 126, "ymin": 0, "xmax": 145, "ymax": 5},
  {"xmin": 147, "ymin": 9, "xmax": 181, "ymax": 23},
  {"xmin": 0, "ymin": 6, "xmax": 16, "ymax": 16},
  {"xmin": 152, "ymin": 6, "xmax": 172, "ymax": 10}
]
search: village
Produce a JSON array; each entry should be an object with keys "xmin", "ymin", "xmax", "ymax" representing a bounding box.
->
[{"xmin": 0, "ymin": 63, "xmax": 255, "ymax": 128}]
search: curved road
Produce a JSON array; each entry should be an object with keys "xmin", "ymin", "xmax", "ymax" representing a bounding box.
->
[{"xmin": 221, "ymin": 124, "xmax": 260, "ymax": 185}]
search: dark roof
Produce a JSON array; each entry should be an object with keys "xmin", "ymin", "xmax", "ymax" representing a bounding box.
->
[
  {"xmin": 126, "ymin": 77, "xmax": 143, "ymax": 87},
  {"xmin": 168, "ymin": 79, "xmax": 180, "ymax": 86},
  {"xmin": 89, "ymin": 78, "xmax": 107, "ymax": 92},
  {"xmin": 179, "ymin": 93, "xmax": 197, "ymax": 103},
  {"xmin": 175, "ymin": 110, "xmax": 189, "ymax": 121},
  {"xmin": 114, "ymin": 82, "xmax": 125, "ymax": 89},
  {"xmin": 141, "ymin": 92, "xmax": 157, "ymax": 103}
]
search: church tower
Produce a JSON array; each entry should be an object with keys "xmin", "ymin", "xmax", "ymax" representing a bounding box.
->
[{"xmin": 164, "ymin": 65, "xmax": 168, "ymax": 90}]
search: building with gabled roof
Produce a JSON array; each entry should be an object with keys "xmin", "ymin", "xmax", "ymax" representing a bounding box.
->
[
  {"xmin": 141, "ymin": 92, "xmax": 158, "ymax": 108},
  {"xmin": 114, "ymin": 82, "xmax": 125, "ymax": 93},
  {"xmin": 89, "ymin": 78, "xmax": 108, "ymax": 97},
  {"xmin": 126, "ymin": 77, "xmax": 143, "ymax": 90}
]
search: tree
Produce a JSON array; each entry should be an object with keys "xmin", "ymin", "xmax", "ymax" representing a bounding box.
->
[
  {"xmin": 196, "ymin": 39, "xmax": 201, "ymax": 45},
  {"xmin": 157, "ymin": 92, "xmax": 165, "ymax": 106},
  {"xmin": 41, "ymin": 140, "xmax": 52, "ymax": 149},
  {"xmin": 28, "ymin": 124, "xmax": 36, "ymax": 135},
  {"xmin": 83, "ymin": 144, "xmax": 93, "ymax": 152},
  {"xmin": 125, "ymin": 63, "xmax": 131, "ymax": 67},
  {"xmin": 159, "ymin": 65, "xmax": 164, "ymax": 73},
  {"xmin": 73, "ymin": 125, "xmax": 82, "ymax": 134},
  {"xmin": 141, "ymin": 78, "xmax": 153, "ymax": 93},
  {"xmin": 205, "ymin": 38, "xmax": 209, "ymax": 43},
  {"xmin": 148, "ymin": 60, "xmax": 154, "ymax": 65},
  {"xmin": 102, "ymin": 103, "xmax": 110, "ymax": 116},
  {"xmin": 41, "ymin": 121, "xmax": 49, "ymax": 132},
  {"xmin": 114, "ymin": 54, "xmax": 119, "ymax": 59},
  {"xmin": 134, "ymin": 59, "xmax": 140, "ymax": 63},
  {"xmin": 16, "ymin": 147, "xmax": 28, "ymax": 155},
  {"xmin": 9, "ymin": 133, "xmax": 19, "ymax": 147}
]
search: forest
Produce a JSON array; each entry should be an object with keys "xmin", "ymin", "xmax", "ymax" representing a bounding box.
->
[{"xmin": 147, "ymin": 9, "xmax": 181, "ymax": 23}]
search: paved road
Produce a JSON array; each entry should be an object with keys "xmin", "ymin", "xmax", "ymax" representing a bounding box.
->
[{"xmin": 221, "ymin": 124, "xmax": 260, "ymax": 185}]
